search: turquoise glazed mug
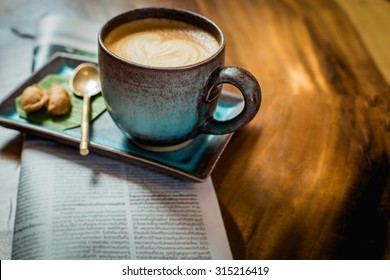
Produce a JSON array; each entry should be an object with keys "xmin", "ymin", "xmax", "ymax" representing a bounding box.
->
[{"xmin": 98, "ymin": 7, "xmax": 261, "ymax": 151}]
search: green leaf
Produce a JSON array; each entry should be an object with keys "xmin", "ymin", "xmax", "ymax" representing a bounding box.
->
[{"xmin": 15, "ymin": 74, "xmax": 106, "ymax": 131}]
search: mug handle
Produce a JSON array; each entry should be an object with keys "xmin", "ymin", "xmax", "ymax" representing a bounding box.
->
[{"xmin": 200, "ymin": 66, "xmax": 262, "ymax": 134}]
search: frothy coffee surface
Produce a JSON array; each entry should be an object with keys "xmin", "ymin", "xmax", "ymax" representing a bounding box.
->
[{"xmin": 104, "ymin": 19, "xmax": 220, "ymax": 67}]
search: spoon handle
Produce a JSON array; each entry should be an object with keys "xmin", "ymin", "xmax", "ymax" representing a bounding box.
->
[{"xmin": 80, "ymin": 95, "xmax": 91, "ymax": 155}]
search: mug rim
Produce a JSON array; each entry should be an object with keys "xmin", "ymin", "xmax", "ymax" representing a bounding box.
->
[{"xmin": 98, "ymin": 7, "xmax": 226, "ymax": 71}]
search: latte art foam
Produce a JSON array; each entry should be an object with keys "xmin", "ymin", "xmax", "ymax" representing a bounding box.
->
[
  {"xmin": 104, "ymin": 19, "xmax": 220, "ymax": 67},
  {"xmin": 112, "ymin": 33, "xmax": 209, "ymax": 67}
]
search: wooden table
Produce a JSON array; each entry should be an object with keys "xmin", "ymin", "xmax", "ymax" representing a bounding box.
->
[
  {"xmin": 208, "ymin": 0, "xmax": 390, "ymax": 260},
  {"xmin": 1, "ymin": 0, "xmax": 389, "ymax": 259}
]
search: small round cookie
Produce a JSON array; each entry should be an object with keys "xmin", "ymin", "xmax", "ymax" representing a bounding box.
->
[
  {"xmin": 47, "ymin": 84, "xmax": 71, "ymax": 116},
  {"xmin": 21, "ymin": 84, "xmax": 48, "ymax": 112}
]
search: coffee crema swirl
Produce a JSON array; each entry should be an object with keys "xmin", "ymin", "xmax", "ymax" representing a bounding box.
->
[{"xmin": 104, "ymin": 19, "xmax": 220, "ymax": 67}]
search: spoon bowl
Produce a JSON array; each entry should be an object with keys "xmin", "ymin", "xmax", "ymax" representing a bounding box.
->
[{"xmin": 69, "ymin": 63, "xmax": 101, "ymax": 155}]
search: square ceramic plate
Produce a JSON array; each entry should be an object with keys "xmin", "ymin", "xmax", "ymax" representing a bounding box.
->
[{"xmin": 0, "ymin": 53, "xmax": 243, "ymax": 182}]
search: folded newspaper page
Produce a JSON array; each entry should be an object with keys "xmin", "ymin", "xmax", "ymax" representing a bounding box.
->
[
  {"xmin": 33, "ymin": 14, "xmax": 100, "ymax": 70},
  {"xmin": 12, "ymin": 140, "xmax": 232, "ymax": 259}
]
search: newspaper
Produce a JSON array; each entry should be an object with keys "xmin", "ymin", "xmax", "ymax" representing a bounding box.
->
[
  {"xmin": 12, "ymin": 140, "xmax": 232, "ymax": 259},
  {"xmin": 32, "ymin": 14, "xmax": 100, "ymax": 70}
]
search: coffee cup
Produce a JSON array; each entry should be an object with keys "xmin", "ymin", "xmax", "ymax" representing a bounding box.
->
[{"xmin": 98, "ymin": 7, "xmax": 261, "ymax": 152}]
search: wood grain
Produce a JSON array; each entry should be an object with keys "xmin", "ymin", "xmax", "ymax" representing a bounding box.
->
[
  {"xmin": 335, "ymin": 0, "xmax": 390, "ymax": 85},
  {"xmin": 191, "ymin": 0, "xmax": 390, "ymax": 259}
]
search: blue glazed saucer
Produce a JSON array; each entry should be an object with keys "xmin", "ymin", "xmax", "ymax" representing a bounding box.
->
[{"xmin": 0, "ymin": 53, "xmax": 244, "ymax": 181}]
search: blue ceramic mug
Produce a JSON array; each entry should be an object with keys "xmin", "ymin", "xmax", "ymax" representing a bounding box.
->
[{"xmin": 98, "ymin": 7, "xmax": 261, "ymax": 152}]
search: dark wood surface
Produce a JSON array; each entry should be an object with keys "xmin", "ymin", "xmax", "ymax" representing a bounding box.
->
[
  {"xmin": 1, "ymin": 0, "xmax": 389, "ymax": 260},
  {"xmin": 134, "ymin": 0, "xmax": 390, "ymax": 259}
]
